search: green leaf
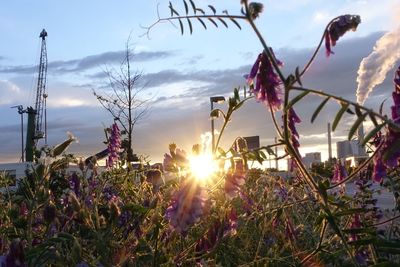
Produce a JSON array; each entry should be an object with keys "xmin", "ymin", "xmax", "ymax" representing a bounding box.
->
[
  {"xmin": 178, "ymin": 19, "xmax": 184, "ymax": 35},
  {"xmin": 210, "ymin": 109, "xmax": 220, "ymax": 119},
  {"xmin": 361, "ymin": 122, "xmax": 386, "ymax": 146},
  {"xmin": 189, "ymin": 0, "xmax": 196, "ymax": 13},
  {"xmin": 196, "ymin": 8, "xmax": 205, "ymax": 14},
  {"xmin": 379, "ymin": 98, "xmax": 388, "ymax": 115},
  {"xmin": 369, "ymin": 112, "xmax": 379, "ymax": 127},
  {"xmin": 266, "ymin": 146, "xmax": 275, "ymax": 156},
  {"xmin": 169, "ymin": 2, "xmax": 179, "ymax": 16},
  {"xmin": 285, "ymin": 91, "xmax": 309, "ymax": 111},
  {"xmin": 371, "ymin": 261, "xmax": 400, "ymax": 267},
  {"xmin": 355, "ymin": 106, "xmax": 362, "ymax": 117},
  {"xmin": 52, "ymin": 138, "xmax": 74, "ymax": 157},
  {"xmin": 187, "ymin": 18, "xmax": 193, "ymax": 34},
  {"xmin": 208, "ymin": 5, "xmax": 216, "ymax": 14},
  {"xmin": 208, "ymin": 18, "xmax": 218, "ymax": 28},
  {"xmin": 183, "ymin": 0, "xmax": 189, "ymax": 14},
  {"xmin": 348, "ymin": 112, "xmax": 368, "ymax": 140},
  {"xmin": 218, "ymin": 18, "xmax": 228, "ymax": 28},
  {"xmin": 311, "ymin": 97, "xmax": 330, "ymax": 123},
  {"xmin": 230, "ymin": 18, "xmax": 242, "ymax": 29},
  {"xmin": 332, "ymin": 102, "xmax": 349, "ymax": 131},
  {"xmin": 197, "ymin": 18, "xmax": 207, "ymax": 29},
  {"xmin": 346, "ymin": 107, "xmax": 355, "ymax": 115},
  {"xmin": 295, "ymin": 67, "xmax": 302, "ymax": 86},
  {"xmin": 234, "ymin": 88, "xmax": 240, "ymax": 101},
  {"xmin": 335, "ymin": 208, "xmax": 365, "ymax": 217}
]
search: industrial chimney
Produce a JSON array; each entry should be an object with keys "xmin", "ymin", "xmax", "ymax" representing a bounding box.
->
[
  {"xmin": 357, "ymin": 123, "xmax": 367, "ymax": 156},
  {"xmin": 327, "ymin": 123, "xmax": 332, "ymax": 161}
]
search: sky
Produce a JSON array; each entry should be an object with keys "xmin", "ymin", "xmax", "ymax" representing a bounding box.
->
[{"xmin": 0, "ymin": 0, "xmax": 399, "ymax": 168}]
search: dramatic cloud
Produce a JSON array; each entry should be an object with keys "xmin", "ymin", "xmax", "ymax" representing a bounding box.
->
[{"xmin": 0, "ymin": 50, "xmax": 175, "ymax": 75}]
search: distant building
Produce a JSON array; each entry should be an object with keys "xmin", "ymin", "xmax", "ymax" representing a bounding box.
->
[
  {"xmin": 336, "ymin": 140, "xmax": 367, "ymax": 160},
  {"xmin": 302, "ymin": 152, "xmax": 321, "ymax": 169}
]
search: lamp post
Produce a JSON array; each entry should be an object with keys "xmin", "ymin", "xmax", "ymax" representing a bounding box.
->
[{"xmin": 210, "ymin": 96, "xmax": 226, "ymax": 154}]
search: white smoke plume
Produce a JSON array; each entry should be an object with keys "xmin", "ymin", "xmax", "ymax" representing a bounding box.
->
[{"xmin": 356, "ymin": 26, "xmax": 400, "ymax": 104}]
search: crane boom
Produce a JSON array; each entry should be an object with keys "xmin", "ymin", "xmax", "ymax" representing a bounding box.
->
[
  {"xmin": 25, "ymin": 29, "xmax": 48, "ymax": 162},
  {"xmin": 34, "ymin": 29, "xmax": 48, "ymax": 140}
]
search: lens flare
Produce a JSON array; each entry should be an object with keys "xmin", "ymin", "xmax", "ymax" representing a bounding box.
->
[{"xmin": 189, "ymin": 153, "xmax": 218, "ymax": 181}]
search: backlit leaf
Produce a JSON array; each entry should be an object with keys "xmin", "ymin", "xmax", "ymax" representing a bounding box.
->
[
  {"xmin": 285, "ymin": 91, "xmax": 309, "ymax": 111},
  {"xmin": 208, "ymin": 18, "xmax": 218, "ymax": 28},
  {"xmin": 348, "ymin": 112, "xmax": 368, "ymax": 140},
  {"xmin": 311, "ymin": 97, "xmax": 330, "ymax": 123},
  {"xmin": 218, "ymin": 18, "xmax": 228, "ymax": 28},
  {"xmin": 230, "ymin": 18, "xmax": 242, "ymax": 30},
  {"xmin": 361, "ymin": 122, "xmax": 386, "ymax": 146},
  {"xmin": 197, "ymin": 18, "xmax": 207, "ymax": 29},
  {"xmin": 332, "ymin": 102, "xmax": 349, "ymax": 131},
  {"xmin": 183, "ymin": 0, "xmax": 189, "ymax": 14},
  {"xmin": 208, "ymin": 5, "xmax": 216, "ymax": 14},
  {"xmin": 178, "ymin": 19, "xmax": 184, "ymax": 35}
]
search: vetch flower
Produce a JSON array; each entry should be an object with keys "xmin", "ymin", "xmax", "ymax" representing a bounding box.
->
[
  {"xmin": 325, "ymin": 15, "xmax": 361, "ymax": 57},
  {"xmin": 288, "ymin": 108, "xmax": 301, "ymax": 152},
  {"xmin": 246, "ymin": 51, "xmax": 282, "ymax": 110},
  {"xmin": 332, "ymin": 161, "xmax": 348, "ymax": 194},
  {"xmin": 107, "ymin": 122, "xmax": 121, "ymax": 168},
  {"xmin": 224, "ymin": 159, "xmax": 246, "ymax": 198},
  {"xmin": 165, "ymin": 179, "xmax": 208, "ymax": 235}
]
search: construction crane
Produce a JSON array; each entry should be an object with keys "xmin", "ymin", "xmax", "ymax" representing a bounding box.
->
[{"xmin": 25, "ymin": 29, "xmax": 48, "ymax": 162}]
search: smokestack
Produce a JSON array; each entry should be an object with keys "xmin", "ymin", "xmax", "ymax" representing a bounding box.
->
[
  {"xmin": 328, "ymin": 123, "xmax": 332, "ymax": 161},
  {"xmin": 357, "ymin": 123, "xmax": 367, "ymax": 155}
]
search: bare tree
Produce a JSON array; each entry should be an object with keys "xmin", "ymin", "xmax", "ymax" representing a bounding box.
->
[{"xmin": 93, "ymin": 41, "xmax": 150, "ymax": 162}]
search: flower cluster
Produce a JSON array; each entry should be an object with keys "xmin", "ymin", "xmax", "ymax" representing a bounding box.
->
[
  {"xmin": 325, "ymin": 14, "xmax": 361, "ymax": 56},
  {"xmin": 372, "ymin": 66, "xmax": 400, "ymax": 182},
  {"xmin": 331, "ymin": 161, "xmax": 347, "ymax": 194},
  {"xmin": 224, "ymin": 159, "xmax": 246, "ymax": 198},
  {"xmin": 163, "ymin": 143, "xmax": 189, "ymax": 172},
  {"xmin": 246, "ymin": 51, "xmax": 282, "ymax": 110},
  {"xmin": 195, "ymin": 209, "xmax": 238, "ymax": 255},
  {"xmin": 165, "ymin": 180, "xmax": 208, "ymax": 235},
  {"xmin": 107, "ymin": 122, "xmax": 121, "ymax": 168}
]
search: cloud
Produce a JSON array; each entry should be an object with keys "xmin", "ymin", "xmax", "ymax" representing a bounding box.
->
[
  {"xmin": 0, "ymin": 80, "xmax": 23, "ymax": 105},
  {"xmin": 0, "ymin": 50, "xmax": 175, "ymax": 75}
]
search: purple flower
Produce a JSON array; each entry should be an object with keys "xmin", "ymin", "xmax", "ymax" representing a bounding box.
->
[
  {"xmin": 349, "ymin": 214, "xmax": 361, "ymax": 242},
  {"xmin": 107, "ymin": 122, "xmax": 121, "ymax": 168},
  {"xmin": 165, "ymin": 180, "xmax": 208, "ymax": 235},
  {"xmin": 6, "ymin": 239, "xmax": 25, "ymax": 267},
  {"xmin": 325, "ymin": 15, "xmax": 361, "ymax": 57},
  {"xmin": 372, "ymin": 66, "xmax": 400, "ymax": 179},
  {"xmin": 332, "ymin": 161, "xmax": 347, "ymax": 183},
  {"xmin": 195, "ymin": 209, "xmax": 238, "ymax": 255},
  {"xmin": 288, "ymin": 108, "xmax": 301, "ymax": 152},
  {"xmin": 247, "ymin": 51, "xmax": 282, "ymax": 110},
  {"xmin": 224, "ymin": 160, "xmax": 246, "ymax": 198},
  {"xmin": 372, "ymin": 158, "xmax": 386, "ymax": 183},
  {"xmin": 69, "ymin": 173, "xmax": 80, "ymax": 196}
]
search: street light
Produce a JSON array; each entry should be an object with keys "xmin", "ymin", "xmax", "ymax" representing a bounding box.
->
[{"xmin": 210, "ymin": 96, "xmax": 226, "ymax": 154}]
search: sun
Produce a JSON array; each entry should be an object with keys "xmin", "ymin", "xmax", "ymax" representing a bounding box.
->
[{"xmin": 189, "ymin": 153, "xmax": 218, "ymax": 181}]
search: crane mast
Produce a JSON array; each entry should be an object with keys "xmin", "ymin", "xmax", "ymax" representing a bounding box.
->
[{"xmin": 25, "ymin": 29, "xmax": 48, "ymax": 162}]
